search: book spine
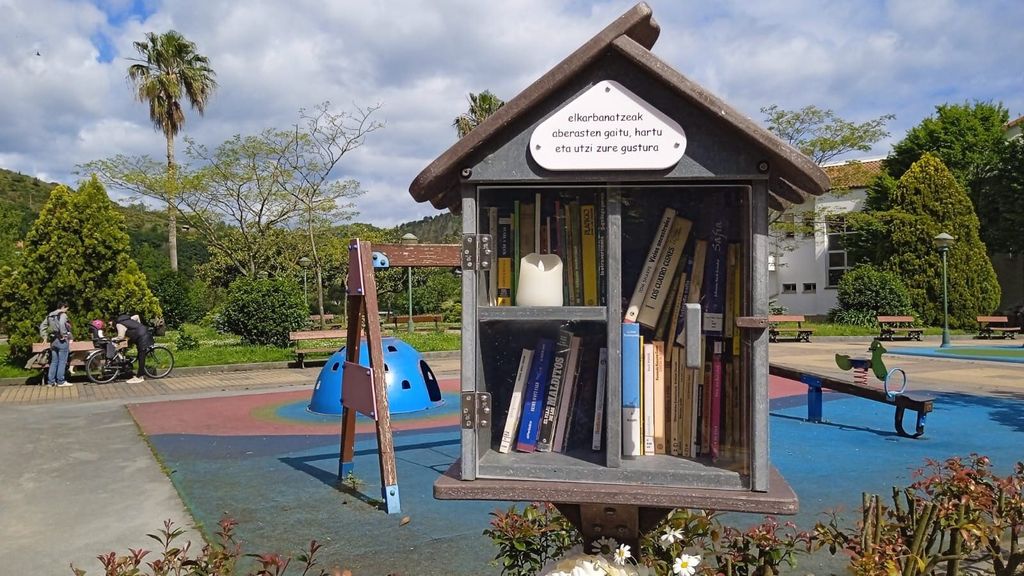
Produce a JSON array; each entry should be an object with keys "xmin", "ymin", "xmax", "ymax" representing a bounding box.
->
[
  {"xmin": 621, "ymin": 322, "xmax": 642, "ymax": 458},
  {"xmin": 652, "ymin": 340, "xmax": 667, "ymax": 454},
  {"xmin": 498, "ymin": 348, "xmax": 534, "ymax": 453},
  {"xmin": 669, "ymin": 345, "xmax": 681, "ymax": 456},
  {"xmin": 496, "ymin": 212, "xmax": 513, "ymax": 306},
  {"xmin": 592, "ymin": 347, "xmax": 608, "ymax": 451},
  {"xmin": 580, "ymin": 203, "xmax": 598, "ymax": 306},
  {"xmin": 597, "ymin": 192, "xmax": 608, "ymax": 306},
  {"xmin": 552, "ymin": 335, "xmax": 582, "ymax": 452},
  {"xmin": 515, "ymin": 338, "xmax": 554, "ymax": 452},
  {"xmin": 642, "ymin": 341, "xmax": 654, "ymax": 455},
  {"xmin": 570, "ymin": 201, "xmax": 582, "ymax": 305},
  {"xmin": 624, "ymin": 207, "xmax": 677, "ymax": 323},
  {"xmin": 702, "ymin": 218, "xmax": 728, "ymax": 336},
  {"xmin": 536, "ymin": 329, "xmax": 573, "ymax": 452},
  {"xmin": 637, "ymin": 216, "xmax": 692, "ymax": 328},
  {"xmin": 710, "ymin": 340, "xmax": 723, "ymax": 461},
  {"xmin": 488, "ymin": 207, "xmax": 499, "ymax": 306},
  {"xmin": 534, "ymin": 191, "xmax": 543, "ymax": 252},
  {"xmin": 675, "ymin": 240, "xmax": 708, "ymax": 346},
  {"xmin": 520, "ymin": 200, "xmax": 536, "ymax": 257},
  {"xmin": 513, "ymin": 200, "xmax": 520, "ymax": 305}
]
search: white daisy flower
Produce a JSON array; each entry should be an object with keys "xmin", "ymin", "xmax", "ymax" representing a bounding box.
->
[
  {"xmin": 672, "ymin": 554, "xmax": 701, "ymax": 575},
  {"xmin": 612, "ymin": 543, "xmax": 631, "ymax": 565},
  {"xmin": 591, "ymin": 536, "xmax": 618, "ymax": 555},
  {"xmin": 659, "ymin": 527, "xmax": 684, "ymax": 547}
]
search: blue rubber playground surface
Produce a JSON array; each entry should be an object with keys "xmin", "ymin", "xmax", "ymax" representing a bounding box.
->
[
  {"xmin": 888, "ymin": 343, "xmax": 1024, "ymax": 364},
  {"xmin": 129, "ymin": 376, "xmax": 1024, "ymax": 575}
]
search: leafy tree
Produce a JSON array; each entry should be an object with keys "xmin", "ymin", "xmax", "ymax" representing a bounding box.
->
[
  {"xmin": 453, "ymin": 90, "xmax": 505, "ymax": 138},
  {"xmin": 976, "ymin": 136, "xmax": 1024, "ymax": 255},
  {"xmin": 828, "ymin": 264, "xmax": 915, "ymax": 326},
  {"xmin": 761, "ymin": 104, "xmax": 894, "ymax": 165},
  {"xmin": 128, "ymin": 30, "xmax": 217, "ymax": 272},
  {"xmin": 150, "ymin": 271, "xmax": 205, "ymax": 329},
  {"xmin": 884, "ymin": 101, "xmax": 1009, "ymax": 208},
  {"xmin": 0, "ymin": 177, "xmax": 161, "ymax": 358},
  {"xmin": 0, "ymin": 202, "xmax": 25, "ymax": 269},
  {"xmin": 221, "ymin": 277, "xmax": 307, "ymax": 347},
  {"xmin": 846, "ymin": 154, "xmax": 999, "ymax": 327}
]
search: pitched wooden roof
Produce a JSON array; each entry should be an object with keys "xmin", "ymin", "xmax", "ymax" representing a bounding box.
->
[
  {"xmin": 408, "ymin": 2, "xmax": 829, "ymax": 213},
  {"xmin": 823, "ymin": 159, "xmax": 884, "ymax": 189}
]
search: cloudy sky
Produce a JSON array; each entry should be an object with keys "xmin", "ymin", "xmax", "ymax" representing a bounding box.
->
[{"xmin": 2, "ymin": 0, "xmax": 1022, "ymax": 226}]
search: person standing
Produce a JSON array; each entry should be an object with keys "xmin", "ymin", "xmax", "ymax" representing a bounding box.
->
[
  {"xmin": 40, "ymin": 302, "xmax": 73, "ymax": 387},
  {"xmin": 115, "ymin": 313, "xmax": 152, "ymax": 384}
]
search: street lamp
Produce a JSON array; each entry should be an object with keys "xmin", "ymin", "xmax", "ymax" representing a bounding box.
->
[
  {"xmin": 400, "ymin": 233, "xmax": 418, "ymax": 333},
  {"xmin": 933, "ymin": 232, "xmax": 955, "ymax": 348},
  {"xmin": 298, "ymin": 256, "xmax": 312, "ymax": 309}
]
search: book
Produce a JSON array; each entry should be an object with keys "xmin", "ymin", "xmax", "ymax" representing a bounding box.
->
[
  {"xmin": 592, "ymin": 347, "xmax": 608, "ymax": 451},
  {"xmin": 560, "ymin": 342, "xmax": 589, "ymax": 453},
  {"xmin": 496, "ymin": 211, "xmax": 513, "ymax": 306},
  {"xmin": 710, "ymin": 340, "xmax": 723, "ymax": 461},
  {"xmin": 488, "ymin": 207, "xmax": 498, "ymax": 306},
  {"xmin": 674, "ymin": 240, "xmax": 708, "ymax": 347},
  {"xmin": 597, "ymin": 193, "xmax": 608, "ymax": 306},
  {"xmin": 552, "ymin": 335, "xmax": 582, "ymax": 452},
  {"xmin": 702, "ymin": 215, "xmax": 729, "ymax": 336},
  {"xmin": 536, "ymin": 328, "xmax": 573, "ymax": 452},
  {"xmin": 621, "ymin": 322, "xmax": 642, "ymax": 458},
  {"xmin": 580, "ymin": 203, "xmax": 598, "ymax": 306},
  {"xmin": 642, "ymin": 341, "xmax": 654, "ymax": 455},
  {"xmin": 637, "ymin": 216, "xmax": 692, "ymax": 328},
  {"xmin": 515, "ymin": 337, "xmax": 555, "ymax": 452},
  {"xmin": 513, "ymin": 200, "xmax": 520, "ymax": 305},
  {"xmin": 652, "ymin": 340, "xmax": 667, "ymax": 454},
  {"xmin": 520, "ymin": 200, "xmax": 536, "ymax": 259},
  {"xmin": 624, "ymin": 207, "xmax": 677, "ymax": 323},
  {"xmin": 569, "ymin": 200, "xmax": 583, "ymax": 305},
  {"xmin": 498, "ymin": 348, "xmax": 534, "ymax": 453}
]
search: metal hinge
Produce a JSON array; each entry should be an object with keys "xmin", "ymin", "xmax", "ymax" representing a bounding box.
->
[
  {"xmin": 461, "ymin": 234, "xmax": 493, "ymax": 272},
  {"xmin": 461, "ymin": 392, "xmax": 492, "ymax": 430}
]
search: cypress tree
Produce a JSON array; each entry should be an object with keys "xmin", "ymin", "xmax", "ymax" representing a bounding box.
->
[
  {"xmin": 0, "ymin": 177, "xmax": 162, "ymax": 358},
  {"xmin": 850, "ymin": 153, "xmax": 999, "ymax": 327}
]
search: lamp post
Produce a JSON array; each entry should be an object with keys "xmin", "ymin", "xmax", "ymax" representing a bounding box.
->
[
  {"xmin": 401, "ymin": 233, "xmax": 418, "ymax": 333},
  {"xmin": 298, "ymin": 256, "xmax": 312, "ymax": 309},
  {"xmin": 933, "ymin": 232, "xmax": 955, "ymax": 348}
]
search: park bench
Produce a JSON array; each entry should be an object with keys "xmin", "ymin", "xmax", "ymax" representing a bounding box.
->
[
  {"xmin": 28, "ymin": 340, "xmax": 124, "ymax": 371},
  {"xmin": 877, "ymin": 315, "xmax": 923, "ymax": 341},
  {"xmin": 768, "ymin": 314, "xmax": 813, "ymax": 343},
  {"xmin": 976, "ymin": 315, "xmax": 1019, "ymax": 339},
  {"xmin": 770, "ymin": 363, "xmax": 934, "ymax": 438},
  {"xmin": 288, "ymin": 329, "xmax": 347, "ymax": 368},
  {"xmin": 391, "ymin": 313, "xmax": 443, "ymax": 331}
]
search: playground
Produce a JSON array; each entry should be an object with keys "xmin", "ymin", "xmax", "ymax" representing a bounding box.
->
[{"xmin": 117, "ymin": 339, "xmax": 1024, "ymax": 575}]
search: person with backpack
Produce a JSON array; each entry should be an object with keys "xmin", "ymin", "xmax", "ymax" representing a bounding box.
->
[
  {"xmin": 114, "ymin": 313, "xmax": 152, "ymax": 384},
  {"xmin": 39, "ymin": 302, "xmax": 73, "ymax": 387}
]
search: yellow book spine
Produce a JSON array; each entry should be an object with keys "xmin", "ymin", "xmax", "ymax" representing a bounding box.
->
[{"xmin": 580, "ymin": 204, "xmax": 598, "ymax": 306}]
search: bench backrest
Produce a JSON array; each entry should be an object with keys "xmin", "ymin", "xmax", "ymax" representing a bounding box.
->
[
  {"xmin": 877, "ymin": 316, "xmax": 915, "ymax": 324},
  {"xmin": 289, "ymin": 330, "xmax": 348, "ymax": 341},
  {"xmin": 31, "ymin": 341, "xmax": 99, "ymax": 354},
  {"xmin": 769, "ymin": 315, "xmax": 806, "ymax": 323},
  {"xmin": 393, "ymin": 313, "xmax": 442, "ymax": 323},
  {"xmin": 977, "ymin": 315, "xmax": 1009, "ymax": 324}
]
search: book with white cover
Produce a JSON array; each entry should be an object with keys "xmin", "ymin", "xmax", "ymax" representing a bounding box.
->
[{"xmin": 498, "ymin": 348, "xmax": 534, "ymax": 453}]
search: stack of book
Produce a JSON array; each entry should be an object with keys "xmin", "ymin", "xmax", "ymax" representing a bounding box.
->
[
  {"xmin": 498, "ymin": 325, "xmax": 609, "ymax": 455},
  {"xmin": 483, "ymin": 191, "xmax": 607, "ymax": 307},
  {"xmin": 621, "ymin": 204, "xmax": 746, "ymax": 464}
]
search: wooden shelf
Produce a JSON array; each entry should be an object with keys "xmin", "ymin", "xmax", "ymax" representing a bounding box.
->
[{"xmin": 478, "ymin": 306, "xmax": 607, "ymax": 323}]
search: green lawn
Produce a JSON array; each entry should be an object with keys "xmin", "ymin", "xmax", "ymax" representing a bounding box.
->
[{"xmin": 934, "ymin": 346, "xmax": 1024, "ymax": 359}]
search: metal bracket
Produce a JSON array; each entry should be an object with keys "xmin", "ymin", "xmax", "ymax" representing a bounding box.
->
[
  {"xmin": 461, "ymin": 234, "xmax": 493, "ymax": 272},
  {"xmin": 461, "ymin": 392, "xmax": 492, "ymax": 430},
  {"xmin": 736, "ymin": 316, "xmax": 769, "ymax": 329}
]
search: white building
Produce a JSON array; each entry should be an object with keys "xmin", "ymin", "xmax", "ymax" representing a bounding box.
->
[{"xmin": 769, "ymin": 158, "xmax": 883, "ymax": 317}]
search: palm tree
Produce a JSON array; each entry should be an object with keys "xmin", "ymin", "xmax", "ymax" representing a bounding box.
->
[
  {"xmin": 453, "ymin": 90, "xmax": 505, "ymax": 138},
  {"xmin": 128, "ymin": 30, "xmax": 216, "ymax": 272}
]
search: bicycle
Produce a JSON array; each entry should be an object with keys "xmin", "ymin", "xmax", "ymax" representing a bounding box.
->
[{"xmin": 85, "ymin": 338, "xmax": 175, "ymax": 384}]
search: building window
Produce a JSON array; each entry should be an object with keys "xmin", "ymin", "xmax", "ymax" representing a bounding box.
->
[
  {"xmin": 782, "ymin": 283, "xmax": 797, "ymax": 294},
  {"xmin": 826, "ymin": 215, "xmax": 852, "ymax": 287},
  {"xmin": 803, "ymin": 282, "xmax": 817, "ymax": 293}
]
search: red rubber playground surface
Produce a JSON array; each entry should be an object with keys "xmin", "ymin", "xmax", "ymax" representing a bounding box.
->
[{"xmin": 129, "ymin": 374, "xmax": 1024, "ymax": 575}]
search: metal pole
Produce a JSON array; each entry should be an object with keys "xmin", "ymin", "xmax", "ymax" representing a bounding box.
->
[
  {"xmin": 407, "ymin": 267, "xmax": 414, "ymax": 333},
  {"xmin": 941, "ymin": 248, "xmax": 950, "ymax": 348},
  {"xmin": 303, "ymin": 269, "xmax": 308, "ymax": 306}
]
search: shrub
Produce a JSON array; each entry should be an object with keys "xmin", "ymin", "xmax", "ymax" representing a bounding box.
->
[
  {"xmin": 221, "ymin": 277, "xmax": 307, "ymax": 347},
  {"xmin": 175, "ymin": 325, "xmax": 200, "ymax": 351},
  {"xmin": 150, "ymin": 272, "xmax": 205, "ymax": 329},
  {"xmin": 828, "ymin": 264, "xmax": 914, "ymax": 325}
]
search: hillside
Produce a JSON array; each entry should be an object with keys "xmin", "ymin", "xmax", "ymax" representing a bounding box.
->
[{"xmin": 395, "ymin": 212, "xmax": 461, "ymax": 244}]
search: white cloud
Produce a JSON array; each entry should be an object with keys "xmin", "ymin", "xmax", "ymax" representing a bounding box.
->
[{"xmin": 0, "ymin": 0, "xmax": 1021, "ymax": 227}]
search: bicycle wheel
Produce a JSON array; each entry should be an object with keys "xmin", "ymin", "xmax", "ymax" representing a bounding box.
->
[
  {"xmin": 143, "ymin": 345, "xmax": 175, "ymax": 379},
  {"xmin": 85, "ymin": 351, "xmax": 119, "ymax": 384}
]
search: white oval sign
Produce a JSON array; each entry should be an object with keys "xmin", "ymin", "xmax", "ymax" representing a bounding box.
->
[{"xmin": 529, "ymin": 80, "xmax": 686, "ymax": 171}]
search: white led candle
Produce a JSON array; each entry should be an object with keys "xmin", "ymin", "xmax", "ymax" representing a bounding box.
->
[{"xmin": 515, "ymin": 253, "xmax": 563, "ymax": 306}]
